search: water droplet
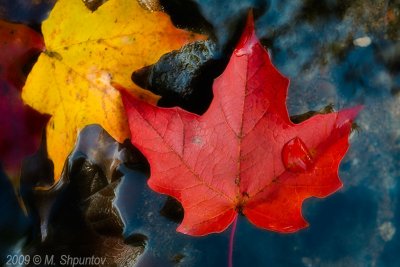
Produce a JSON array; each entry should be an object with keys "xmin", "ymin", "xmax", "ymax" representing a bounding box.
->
[{"xmin": 282, "ymin": 137, "xmax": 314, "ymax": 172}]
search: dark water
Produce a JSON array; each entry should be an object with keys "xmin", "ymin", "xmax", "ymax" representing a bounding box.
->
[
  {"xmin": 0, "ymin": 169, "xmax": 30, "ymax": 263},
  {"xmin": 1, "ymin": 0, "xmax": 399, "ymax": 266},
  {"xmin": 0, "ymin": 0, "xmax": 55, "ymax": 25}
]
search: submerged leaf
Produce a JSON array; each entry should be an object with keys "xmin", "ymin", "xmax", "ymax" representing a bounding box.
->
[
  {"xmin": 22, "ymin": 125, "xmax": 147, "ymax": 265},
  {"xmin": 0, "ymin": 20, "xmax": 48, "ymax": 179}
]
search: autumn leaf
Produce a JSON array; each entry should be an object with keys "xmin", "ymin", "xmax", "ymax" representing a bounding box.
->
[
  {"xmin": 22, "ymin": 0, "xmax": 203, "ymax": 180},
  {"xmin": 119, "ymin": 14, "xmax": 361, "ymax": 236},
  {"xmin": 0, "ymin": 20, "xmax": 48, "ymax": 179}
]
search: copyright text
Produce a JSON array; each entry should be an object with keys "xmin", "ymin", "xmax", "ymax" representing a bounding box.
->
[{"xmin": 6, "ymin": 254, "xmax": 107, "ymax": 266}]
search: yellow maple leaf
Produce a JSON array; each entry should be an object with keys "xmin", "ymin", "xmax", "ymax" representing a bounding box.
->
[{"xmin": 22, "ymin": 0, "xmax": 203, "ymax": 180}]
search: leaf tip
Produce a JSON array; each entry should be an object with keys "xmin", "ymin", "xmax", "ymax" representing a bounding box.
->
[
  {"xmin": 336, "ymin": 105, "xmax": 363, "ymax": 129},
  {"xmin": 114, "ymin": 82, "xmax": 136, "ymax": 107},
  {"xmin": 234, "ymin": 11, "xmax": 259, "ymax": 56}
]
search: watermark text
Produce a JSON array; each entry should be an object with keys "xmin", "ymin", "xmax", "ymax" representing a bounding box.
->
[{"xmin": 6, "ymin": 254, "xmax": 107, "ymax": 266}]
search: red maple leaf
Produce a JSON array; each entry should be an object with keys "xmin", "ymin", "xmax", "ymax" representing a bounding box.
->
[
  {"xmin": 0, "ymin": 20, "xmax": 48, "ymax": 177},
  {"xmin": 119, "ymin": 14, "xmax": 360, "ymax": 236}
]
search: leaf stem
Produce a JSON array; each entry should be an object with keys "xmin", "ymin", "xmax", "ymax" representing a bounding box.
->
[{"xmin": 228, "ymin": 215, "xmax": 238, "ymax": 267}]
